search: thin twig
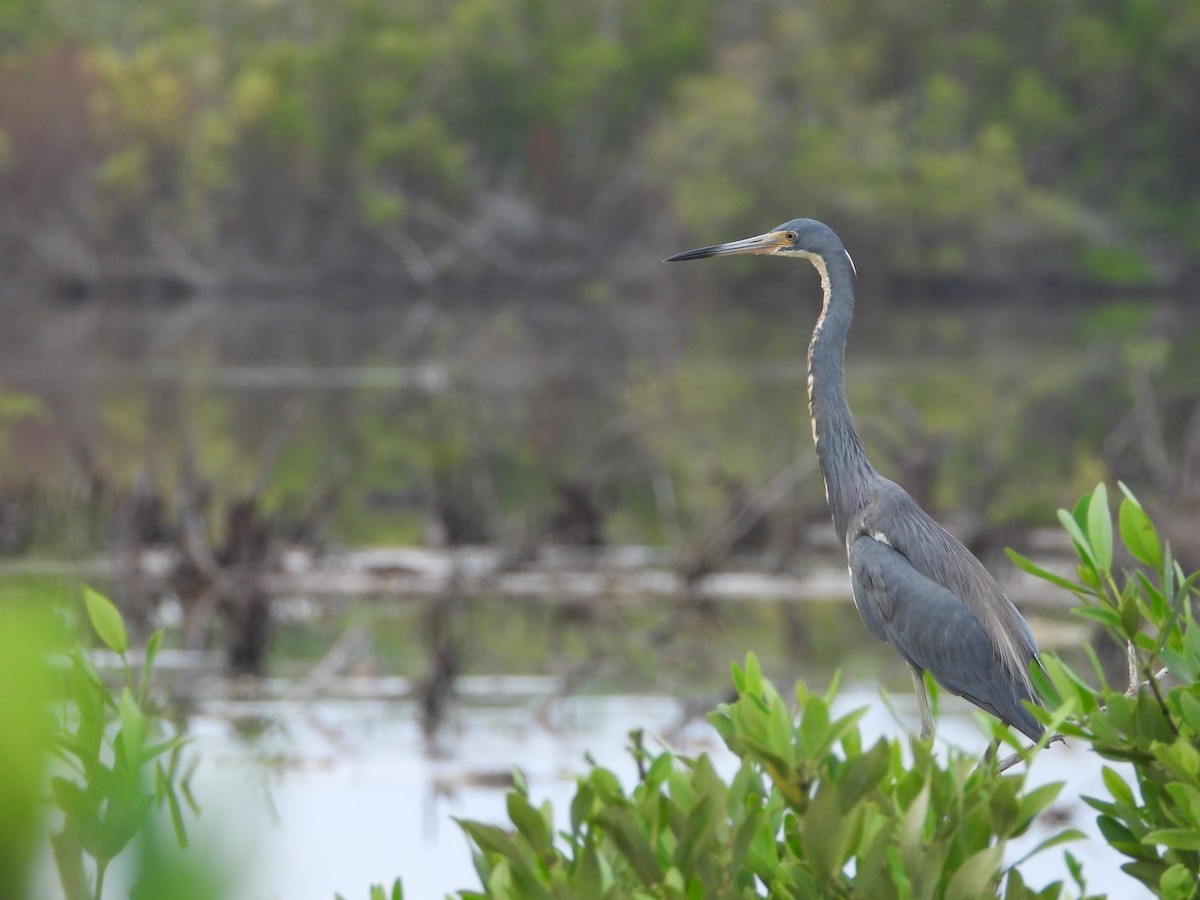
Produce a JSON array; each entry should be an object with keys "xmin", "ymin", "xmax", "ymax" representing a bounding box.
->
[{"xmin": 996, "ymin": 733, "xmax": 1067, "ymax": 773}]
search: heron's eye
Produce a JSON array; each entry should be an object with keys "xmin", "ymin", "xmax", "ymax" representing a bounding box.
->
[{"xmin": 784, "ymin": 231, "xmax": 798, "ymax": 243}]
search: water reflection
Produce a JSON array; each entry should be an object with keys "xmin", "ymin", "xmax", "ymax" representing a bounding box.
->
[{"xmin": 2, "ymin": 290, "xmax": 1193, "ymax": 566}]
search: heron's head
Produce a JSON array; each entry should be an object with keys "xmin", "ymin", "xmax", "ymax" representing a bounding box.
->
[{"xmin": 666, "ymin": 218, "xmax": 854, "ymax": 274}]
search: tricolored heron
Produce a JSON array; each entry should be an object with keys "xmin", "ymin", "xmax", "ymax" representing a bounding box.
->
[{"xmin": 667, "ymin": 218, "xmax": 1043, "ymax": 743}]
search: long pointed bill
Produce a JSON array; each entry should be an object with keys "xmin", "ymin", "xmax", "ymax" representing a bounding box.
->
[{"xmin": 665, "ymin": 230, "xmax": 792, "ymax": 262}]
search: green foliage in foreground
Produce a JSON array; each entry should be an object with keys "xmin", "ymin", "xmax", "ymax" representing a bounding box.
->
[
  {"xmin": 0, "ymin": 597, "xmax": 56, "ymax": 899},
  {"xmin": 51, "ymin": 587, "xmax": 200, "ymax": 900},
  {"xmin": 450, "ymin": 664, "xmax": 1076, "ymax": 900},
  {"xmin": 0, "ymin": 584, "xmax": 214, "ymax": 899},
  {"xmin": 445, "ymin": 483, "xmax": 1200, "ymax": 899},
  {"xmin": 1010, "ymin": 483, "xmax": 1200, "ymax": 897}
]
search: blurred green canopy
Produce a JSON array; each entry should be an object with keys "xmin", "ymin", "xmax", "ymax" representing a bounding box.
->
[{"xmin": 1, "ymin": 0, "xmax": 1198, "ymax": 292}]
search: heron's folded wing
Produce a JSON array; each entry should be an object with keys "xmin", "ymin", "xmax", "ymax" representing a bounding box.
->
[{"xmin": 848, "ymin": 534, "xmax": 1042, "ymax": 739}]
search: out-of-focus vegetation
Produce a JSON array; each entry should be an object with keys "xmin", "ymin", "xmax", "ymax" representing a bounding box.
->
[
  {"xmin": 0, "ymin": 0, "xmax": 717, "ymax": 289},
  {"xmin": 3, "ymin": 296, "xmax": 1200, "ymax": 577},
  {"xmin": 0, "ymin": 585, "xmax": 229, "ymax": 900},
  {"xmin": 650, "ymin": 0, "xmax": 1200, "ymax": 286},
  {"xmin": 51, "ymin": 586, "xmax": 199, "ymax": 900},
  {"xmin": 1, "ymin": 0, "xmax": 1198, "ymax": 290}
]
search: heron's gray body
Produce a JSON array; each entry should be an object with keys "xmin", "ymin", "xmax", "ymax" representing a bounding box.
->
[
  {"xmin": 668, "ymin": 217, "xmax": 1044, "ymax": 742},
  {"xmin": 845, "ymin": 485, "xmax": 1043, "ymax": 741}
]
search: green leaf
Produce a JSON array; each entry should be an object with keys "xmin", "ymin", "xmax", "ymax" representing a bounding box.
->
[
  {"xmin": 1144, "ymin": 828, "xmax": 1200, "ymax": 851},
  {"xmin": 1096, "ymin": 815, "xmax": 1157, "ymax": 861},
  {"xmin": 1040, "ymin": 654, "xmax": 1097, "ymax": 713},
  {"xmin": 743, "ymin": 652, "xmax": 763, "ymax": 698},
  {"xmin": 1060, "ymin": 502, "xmax": 1097, "ymax": 570},
  {"xmin": 1153, "ymin": 741, "xmax": 1200, "ymax": 781},
  {"xmin": 1064, "ymin": 850, "xmax": 1086, "ymax": 892},
  {"xmin": 51, "ymin": 775, "xmax": 99, "ymax": 831},
  {"xmin": 1184, "ymin": 605, "xmax": 1200, "ymax": 658},
  {"xmin": 1072, "ymin": 605, "xmax": 1121, "ymax": 631},
  {"xmin": 730, "ymin": 660, "xmax": 745, "ymax": 694},
  {"xmin": 1118, "ymin": 488, "xmax": 1162, "ymax": 569},
  {"xmin": 1081, "ymin": 640, "xmax": 1114, "ymax": 691},
  {"xmin": 485, "ymin": 858, "xmax": 516, "ymax": 898},
  {"xmin": 157, "ymin": 762, "xmax": 189, "ymax": 848},
  {"xmin": 1003, "ymin": 868, "xmax": 1026, "ymax": 900},
  {"xmin": 1158, "ymin": 646, "xmax": 1198, "ymax": 684},
  {"xmin": 456, "ymin": 819, "xmax": 540, "ymax": 885},
  {"xmin": 136, "ymin": 736, "xmax": 191, "ymax": 769},
  {"xmin": 898, "ymin": 781, "xmax": 930, "ymax": 870},
  {"xmin": 1147, "ymin": 828, "xmax": 1200, "ymax": 851},
  {"xmin": 1029, "ymin": 659, "xmax": 1063, "ymax": 709},
  {"xmin": 945, "ymin": 845, "xmax": 1003, "ymax": 899},
  {"xmin": 511, "ymin": 766, "xmax": 528, "ymax": 796},
  {"xmin": 644, "ymin": 751, "xmax": 674, "ymax": 793},
  {"xmin": 674, "ymin": 776, "xmax": 721, "ymax": 876},
  {"xmin": 824, "ymin": 668, "xmax": 844, "ymax": 707},
  {"xmin": 799, "ymin": 694, "xmax": 831, "ymax": 756},
  {"xmin": 588, "ymin": 767, "xmax": 624, "ymax": 803},
  {"xmin": 1160, "ymin": 863, "xmax": 1196, "ymax": 900},
  {"xmin": 836, "ymin": 739, "xmax": 890, "ymax": 812},
  {"xmin": 138, "ymin": 630, "xmax": 164, "ymax": 704},
  {"xmin": 118, "ymin": 687, "xmax": 147, "ymax": 766},
  {"xmin": 1135, "ymin": 570, "xmax": 1168, "ymax": 623},
  {"xmin": 1007, "ymin": 828, "xmax": 1087, "ymax": 869},
  {"xmin": 1086, "ymin": 483, "xmax": 1113, "ymax": 574},
  {"xmin": 1101, "ymin": 766, "xmax": 1137, "ymax": 810},
  {"xmin": 729, "ymin": 802, "xmax": 761, "ymax": 876},
  {"xmin": 573, "ymin": 840, "xmax": 605, "ymax": 898},
  {"xmin": 570, "ymin": 781, "xmax": 595, "ymax": 834},
  {"xmin": 803, "ymin": 782, "xmax": 850, "ymax": 880},
  {"xmin": 507, "ymin": 791, "xmax": 552, "ymax": 859},
  {"xmin": 67, "ymin": 652, "xmax": 108, "ymax": 761},
  {"xmin": 596, "ymin": 808, "xmax": 662, "ymax": 886},
  {"xmin": 886, "ymin": 846, "xmax": 913, "ymax": 895},
  {"xmin": 1177, "ymin": 688, "xmax": 1200, "ymax": 733},
  {"xmin": 1004, "ymin": 549, "xmax": 1088, "ymax": 594},
  {"xmin": 1018, "ymin": 782, "xmax": 1065, "ymax": 824},
  {"xmin": 1124, "ymin": 860, "xmax": 1171, "ymax": 893},
  {"xmin": 83, "ymin": 585, "xmax": 127, "ymax": 655},
  {"xmin": 1119, "ymin": 590, "xmax": 1142, "ymax": 640},
  {"xmin": 1163, "ymin": 782, "xmax": 1200, "ymax": 831}
]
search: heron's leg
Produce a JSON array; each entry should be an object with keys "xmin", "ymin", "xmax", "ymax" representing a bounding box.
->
[
  {"xmin": 983, "ymin": 738, "xmax": 1000, "ymax": 763},
  {"xmin": 910, "ymin": 665, "xmax": 934, "ymax": 740}
]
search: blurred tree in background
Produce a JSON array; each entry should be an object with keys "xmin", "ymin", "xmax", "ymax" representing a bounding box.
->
[{"xmin": 0, "ymin": 0, "xmax": 1197, "ymax": 292}]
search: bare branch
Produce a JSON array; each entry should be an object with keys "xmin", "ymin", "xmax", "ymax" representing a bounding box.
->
[{"xmin": 997, "ymin": 733, "xmax": 1067, "ymax": 773}]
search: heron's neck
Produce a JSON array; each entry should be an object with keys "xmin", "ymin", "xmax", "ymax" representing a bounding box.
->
[{"xmin": 806, "ymin": 251, "xmax": 875, "ymax": 543}]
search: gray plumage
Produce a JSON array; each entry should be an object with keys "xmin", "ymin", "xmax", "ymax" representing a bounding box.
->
[{"xmin": 667, "ymin": 218, "xmax": 1043, "ymax": 742}]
